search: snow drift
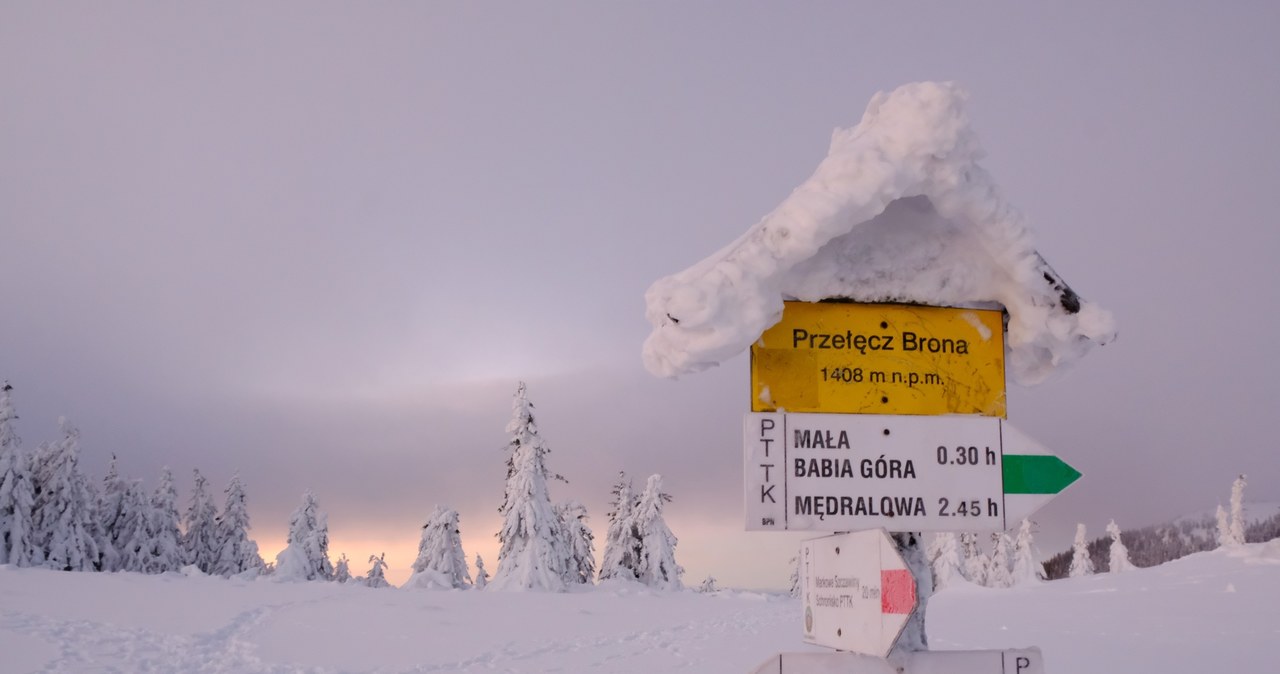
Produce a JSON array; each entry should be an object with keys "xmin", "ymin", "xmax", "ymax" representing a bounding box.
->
[
  {"xmin": 1, "ymin": 544, "xmax": 1277, "ymax": 672},
  {"xmin": 643, "ymin": 81, "xmax": 1115, "ymax": 384}
]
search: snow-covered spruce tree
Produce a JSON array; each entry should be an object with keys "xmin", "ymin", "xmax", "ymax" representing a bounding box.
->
[
  {"xmin": 94, "ymin": 456, "xmax": 128, "ymax": 572},
  {"xmin": 365, "ymin": 553, "xmax": 390, "ymax": 589},
  {"xmin": 1106, "ymin": 519, "xmax": 1133, "ymax": 573},
  {"xmin": 985, "ymin": 532, "xmax": 1014, "ymax": 588},
  {"xmin": 114, "ymin": 479, "xmax": 151, "ymax": 572},
  {"xmin": 31, "ymin": 419, "xmax": 99, "ymax": 571},
  {"xmin": 474, "ymin": 553, "xmax": 489, "ymax": 589},
  {"xmin": 0, "ymin": 447, "xmax": 39, "ymax": 567},
  {"xmin": 0, "ymin": 384, "xmax": 39, "ymax": 567},
  {"xmin": 1011, "ymin": 519, "xmax": 1045, "ymax": 585},
  {"xmin": 598, "ymin": 471, "xmax": 640, "ymax": 582},
  {"xmin": 211, "ymin": 473, "xmax": 264, "ymax": 577},
  {"xmin": 930, "ymin": 532, "xmax": 964, "ymax": 590},
  {"xmin": 632, "ymin": 474, "xmax": 683, "ymax": 590},
  {"xmin": 697, "ymin": 575, "xmax": 718, "ymax": 593},
  {"xmin": 1068, "ymin": 523, "xmax": 1095, "ymax": 578},
  {"xmin": 274, "ymin": 490, "xmax": 334, "ymax": 581},
  {"xmin": 1215, "ymin": 504, "xmax": 1231, "ymax": 548},
  {"xmin": 0, "ymin": 383, "xmax": 17, "ymax": 454},
  {"xmin": 926, "ymin": 532, "xmax": 944, "ymax": 573},
  {"xmin": 141, "ymin": 468, "xmax": 184, "ymax": 574},
  {"xmin": 960, "ymin": 532, "xmax": 986, "ymax": 586},
  {"xmin": 489, "ymin": 382, "xmax": 569, "ymax": 592},
  {"xmin": 82, "ymin": 470, "xmax": 103, "ymax": 565},
  {"xmin": 1229, "ymin": 474, "xmax": 1247, "ymax": 546},
  {"xmin": 556, "ymin": 500, "xmax": 595, "ymax": 585},
  {"xmin": 181, "ymin": 468, "xmax": 219, "ymax": 573},
  {"xmin": 334, "ymin": 553, "xmax": 351, "ymax": 583},
  {"xmin": 405, "ymin": 505, "xmax": 472, "ymax": 590}
]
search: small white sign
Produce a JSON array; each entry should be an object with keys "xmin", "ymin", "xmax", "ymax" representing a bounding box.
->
[
  {"xmin": 900, "ymin": 648, "xmax": 1044, "ymax": 674},
  {"xmin": 745, "ymin": 413, "xmax": 1076, "ymax": 532},
  {"xmin": 750, "ymin": 648, "xmax": 1045, "ymax": 674},
  {"xmin": 799, "ymin": 530, "xmax": 916, "ymax": 657}
]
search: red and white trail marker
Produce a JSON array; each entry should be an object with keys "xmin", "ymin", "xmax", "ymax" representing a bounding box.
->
[{"xmin": 800, "ymin": 529, "xmax": 917, "ymax": 657}]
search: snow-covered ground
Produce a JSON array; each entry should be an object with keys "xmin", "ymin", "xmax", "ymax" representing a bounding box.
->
[
  {"xmin": 929, "ymin": 542, "xmax": 1280, "ymax": 673},
  {"xmin": 2, "ymin": 543, "xmax": 1276, "ymax": 673}
]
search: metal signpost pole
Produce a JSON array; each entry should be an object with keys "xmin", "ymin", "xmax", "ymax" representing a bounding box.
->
[{"xmin": 888, "ymin": 532, "xmax": 929, "ymax": 654}]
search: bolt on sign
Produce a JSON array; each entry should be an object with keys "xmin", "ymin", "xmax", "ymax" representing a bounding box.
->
[{"xmin": 750, "ymin": 302, "xmax": 1006, "ymax": 417}]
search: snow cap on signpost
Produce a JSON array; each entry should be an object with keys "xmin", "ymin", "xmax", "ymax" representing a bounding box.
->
[{"xmin": 642, "ymin": 81, "xmax": 1114, "ymax": 384}]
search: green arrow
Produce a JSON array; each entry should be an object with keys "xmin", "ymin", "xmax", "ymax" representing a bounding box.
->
[{"xmin": 1003, "ymin": 455, "xmax": 1081, "ymax": 494}]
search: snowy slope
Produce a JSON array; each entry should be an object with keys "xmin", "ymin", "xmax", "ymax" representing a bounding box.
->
[
  {"xmin": 1172, "ymin": 500, "xmax": 1280, "ymax": 528},
  {"xmin": 929, "ymin": 543, "xmax": 1280, "ymax": 673},
  {"xmin": 1043, "ymin": 501, "xmax": 1280, "ymax": 577},
  {"xmin": 2, "ymin": 543, "xmax": 1277, "ymax": 673}
]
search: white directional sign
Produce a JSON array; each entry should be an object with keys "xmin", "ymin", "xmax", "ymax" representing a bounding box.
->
[
  {"xmin": 745, "ymin": 412, "xmax": 1081, "ymax": 532},
  {"xmin": 750, "ymin": 648, "xmax": 1045, "ymax": 674},
  {"xmin": 799, "ymin": 530, "xmax": 917, "ymax": 657}
]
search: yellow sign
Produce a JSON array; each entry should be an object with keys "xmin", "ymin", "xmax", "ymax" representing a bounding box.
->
[{"xmin": 751, "ymin": 302, "xmax": 1006, "ymax": 417}]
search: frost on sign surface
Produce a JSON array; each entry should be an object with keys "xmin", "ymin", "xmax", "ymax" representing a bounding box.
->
[
  {"xmin": 751, "ymin": 302, "xmax": 1008, "ymax": 417},
  {"xmin": 642, "ymin": 81, "xmax": 1115, "ymax": 385}
]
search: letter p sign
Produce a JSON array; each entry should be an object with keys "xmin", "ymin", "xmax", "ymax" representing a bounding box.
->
[{"xmin": 1002, "ymin": 649, "xmax": 1043, "ymax": 674}]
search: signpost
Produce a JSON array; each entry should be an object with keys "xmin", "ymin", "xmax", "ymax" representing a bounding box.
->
[
  {"xmin": 751, "ymin": 302, "xmax": 1006, "ymax": 417},
  {"xmin": 745, "ymin": 412, "xmax": 1080, "ymax": 532},
  {"xmin": 798, "ymin": 530, "xmax": 917, "ymax": 656},
  {"xmin": 740, "ymin": 300, "xmax": 1080, "ymax": 671}
]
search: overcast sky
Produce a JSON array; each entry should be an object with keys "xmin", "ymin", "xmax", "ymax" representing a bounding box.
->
[{"xmin": 3, "ymin": 2, "xmax": 1278, "ymax": 587}]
